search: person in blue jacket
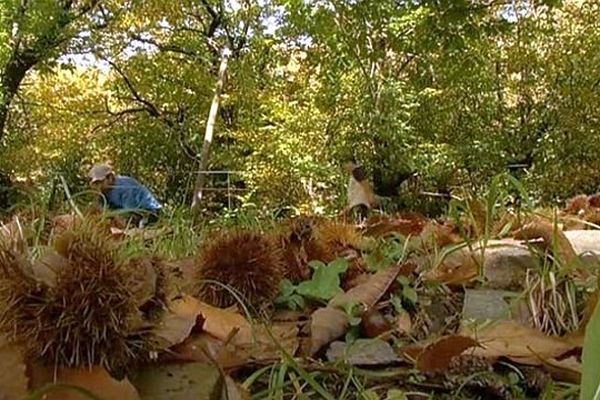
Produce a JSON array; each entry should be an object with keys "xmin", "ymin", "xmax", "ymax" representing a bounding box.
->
[{"xmin": 88, "ymin": 164, "xmax": 162, "ymax": 227}]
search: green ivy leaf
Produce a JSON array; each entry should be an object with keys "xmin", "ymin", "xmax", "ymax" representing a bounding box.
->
[
  {"xmin": 385, "ymin": 389, "xmax": 408, "ymax": 400},
  {"xmin": 396, "ymin": 275, "xmax": 410, "ymax": 287},
  {"xmin": 342, "ymin": 299, "xmax": 364, "ymax": 327},
  {"xmin": 402, "ymin": 286, "xmax": 418, "ymax": 305},
  {"xmin": 295, "ymin": 259, "xmax": 348, "ymax": 302},
  {"xmin": 390, "ymin": 295, "xmax": 405, "ymax": 314},
  {"xmin": 274, "ymin": 279, "xmax": 305, "ymax": 310}
]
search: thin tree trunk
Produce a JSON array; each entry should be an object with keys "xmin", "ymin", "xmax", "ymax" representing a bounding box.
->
[
  {"xmin": 192, "ymin": 48, "xmax": 230, "ymax": 209},
  {"xmin": 0, "ymin": 55, "xmax": 36, "ymax": 140}
]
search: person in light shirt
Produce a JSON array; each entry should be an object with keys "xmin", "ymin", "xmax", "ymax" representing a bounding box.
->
[{"xmin": 343, "ymin": 161, "xmax": 378, "ymax": 223}]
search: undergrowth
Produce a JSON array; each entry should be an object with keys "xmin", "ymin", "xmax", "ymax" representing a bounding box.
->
[{"xmin": 1, "ymin": 175, "xmax": 597, "ymax": 399}]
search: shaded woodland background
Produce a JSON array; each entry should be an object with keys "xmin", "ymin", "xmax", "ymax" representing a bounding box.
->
[{"xmin": 0, "ymin": 0, "xmax": 599, "ymax": 216}]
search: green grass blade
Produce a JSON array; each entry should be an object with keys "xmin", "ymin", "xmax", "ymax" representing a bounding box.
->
[{"xmin": 580, "ymin": 300, "xmax": 600, "ymax": 400}]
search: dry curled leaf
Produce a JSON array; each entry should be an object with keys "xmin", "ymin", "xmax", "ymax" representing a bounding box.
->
[
  {"xmin": 309, "ymin": 307, "xmax": 349, "ymax": 356},
  {"xmin": 329, "ymin": 266, "xmax": 401, "ymax": 309},
  {"xmin": 363, "ymin": 213, "xmax": 427, "ymax": 238},
  {"xmin": 416, "ymin": 221, "xmax": 462, "ymax": 249},
  {"xmin": 154, "ymin": 295, "xmax": 204, "ymax": 347},
  {"xmin": 541, "ymin": 356, "xmax": 581, "ymax": 383},
  {"xmin": 29, "ymin": 365, "xmax": 140, "ymax": 400},
  {"xmin": 309, "ymin": 267, "xmax": 401, "ymax": 356},
  {"xmin": 564, "ymin": 194, "xmax": 590, "ymax": 215},
  {"xmin": 172, "ymin": 321, "xmax": 299, "ymax": 369},
  {"xmin": 513, "ymin": 219, "xmax": 588, "ymax": 278},
  {"xmin": 398, "ymin": 343, "xmax": 425, "ymax": 362},
  {"xmin": 416, "ymin": 335, "xmax": 479, "ymax": 373},
  {"xmin": 422, "ymin": 248, "xmax": 479, "ymax": 285},
  {"xmin": 195, "ymin": 300, "xmax": 253, "ymax": 346},
  {"xmin": 396, "ymin": 312, "xmax": 413, "ymax": 336},
  {"xmin": 169, "ymin": 333, "xmax": 248, "ymax": 368},
  {"xmin": 461, "ymin": 320, "xmax": 579, "ymax": 365},
  {"xmin": 223, "ymin": 376, "xmax": 251, "ymax": 400}
]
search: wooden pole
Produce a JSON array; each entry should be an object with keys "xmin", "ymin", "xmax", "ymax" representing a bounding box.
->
[{"xmin": 192, "ymin": 47, "xmax": 231, "ymax": 209}]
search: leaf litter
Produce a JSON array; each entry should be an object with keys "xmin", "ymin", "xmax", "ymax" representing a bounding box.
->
[{"xmin": 1, "ymin": 206, "xmax": 598, "ymax": 399}]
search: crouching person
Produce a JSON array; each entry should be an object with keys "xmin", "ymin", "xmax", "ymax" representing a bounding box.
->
[{"xmin": 88, "ymin": 164, "xmax": 162, "ymax": 228}]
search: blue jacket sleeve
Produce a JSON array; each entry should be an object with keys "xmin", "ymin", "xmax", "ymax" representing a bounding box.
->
[{"xmin": 110, "ymin": 177, "xmax": 162, "ymax": 212}]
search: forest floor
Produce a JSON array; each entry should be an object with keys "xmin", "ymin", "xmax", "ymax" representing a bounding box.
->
[{"xmin": 0, "ymin": 193, "xmax": 599, "ymax": 400}]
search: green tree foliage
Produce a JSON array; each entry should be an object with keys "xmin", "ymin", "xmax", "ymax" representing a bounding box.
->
[{"xmin": 1, "ymin": 0, "xmax": 600, "ymax": 214}]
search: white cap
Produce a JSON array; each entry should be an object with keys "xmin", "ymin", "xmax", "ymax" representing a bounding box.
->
[{"xmin": 88, "ymin": 164, "xmax": 113, "ymax": 183}]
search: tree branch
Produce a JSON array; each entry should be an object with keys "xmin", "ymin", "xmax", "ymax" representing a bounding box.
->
[
  {"xmin": 199, "ymin": 0, "xmax": 224, "ymax": 38},
  {"xmin": 129, "ymin": 34, "xmax": 210, "ymax": 62},
  {"xmin": 106, "ymin": 59, "xmax": 161, "ymax": 117}
]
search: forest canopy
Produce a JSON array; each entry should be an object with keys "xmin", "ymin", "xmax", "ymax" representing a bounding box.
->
[{"xmin": 0, "ymin": 0, "xmax": 599, "ymax": 215}]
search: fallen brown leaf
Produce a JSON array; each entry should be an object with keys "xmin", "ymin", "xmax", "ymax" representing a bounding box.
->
[
  {"xmin": 29, "ymin": 365, "xmax": 140, "ymax": 400},
  {"xmin": 417, "ymin": 221, "xmax": 463, "ymax": 249},
  {"xmin": 166, "ymin": 296, "xmax": 298, "ymax": 367},
  {"xmin": 195, "ymin": 300, "xmax": 253, "ymax": 346},
  {"xmin": 461, "ymin": 320, "xmax": 579, "ymax": 365},
  {"xmin": 0, "ymin": 337, "xmax": 28, "ymax": 400},
  {"xmin": 416, "ymin": 335, "xmax": 479, "ymax": 373},
  {"xmin": 272, "ymin": 309, "xmax": 307, "ymax": 322},
  {"xmin": 363, "ymin": 213, "xmax": 427, "ymax": 238},
  {"xmin": 398, "ymin": 343, "xmax": 425, "ymax": 362},
  {"xmin": 168, "ymin": 257, "xmax": 196, "ymax": 292},
  {"xmin": 563, "ymin": 329, "xmax": 585, "ymax": 348},
  {"xmin": 169, "ymin": 333, "xmax": 247, "ymax": 368},
  {"xmin": 396, "ymin": 312, "xmax": 413, "ymax": 336},
  {"xmin": 154, "ymin": 295, "xmax": 204, "ymax": 347},
  {"xmin": 309, "ymin": 267, "xmax": 401, "ymax": 356},
  {"xmin": 238, "ymin": 322, "xmax": 300, "ymax": 362},
  {"xmin": 223, "ymin": 376, "xmax": 251, "ymax": 400},
  {"xmin": 541, "ymin": 356, "xmax": 581, "ymax": 383},
  {"xmin": 309, "ymin": 307, "xmax": 349, "ymax": 356},
  {"xmin": 423, "ymin": 248, "xmax": 479, "ymax": 285},
  {"xmin": 330, "ymin": 266, "xmax": 401, "ymax": 309},
  {"xmin": 513, "ymin": 219, "xmax": 588, "ymax": 278},
  {"xmin": 564, "ymin": 194, "xmax": 590, "ymax": 215}
]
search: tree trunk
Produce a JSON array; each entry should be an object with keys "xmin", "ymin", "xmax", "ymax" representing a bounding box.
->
[
  {"xmin": 0, "ymin": 0, "xmax": 101, "ymax": 141},
  {"xmin": 0, "ymin": 54, "xmax": 37, "ymax": 140},
  {"xmin": 192, "ymin": 48, "xmax": 231, "ymax": 209}
]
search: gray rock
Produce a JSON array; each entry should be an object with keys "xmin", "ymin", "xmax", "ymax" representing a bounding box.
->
[
  {"xmin": 462, "ymin": 289, "xmax": 531, "ymax": 326},
  {"xmin": 326, "ymin": 339, "xmax": 400, "ymax": 366},
  {"xmin": 564, "ymin": 230, "xmax": 600, "ymax": 266},
  {"xmin": 471, "ymin": 231, "xmax": 600, "ymax": 289},
  {"xmin": 475, "ymin": 240, "xmax": 539, "ymax": 290}
]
